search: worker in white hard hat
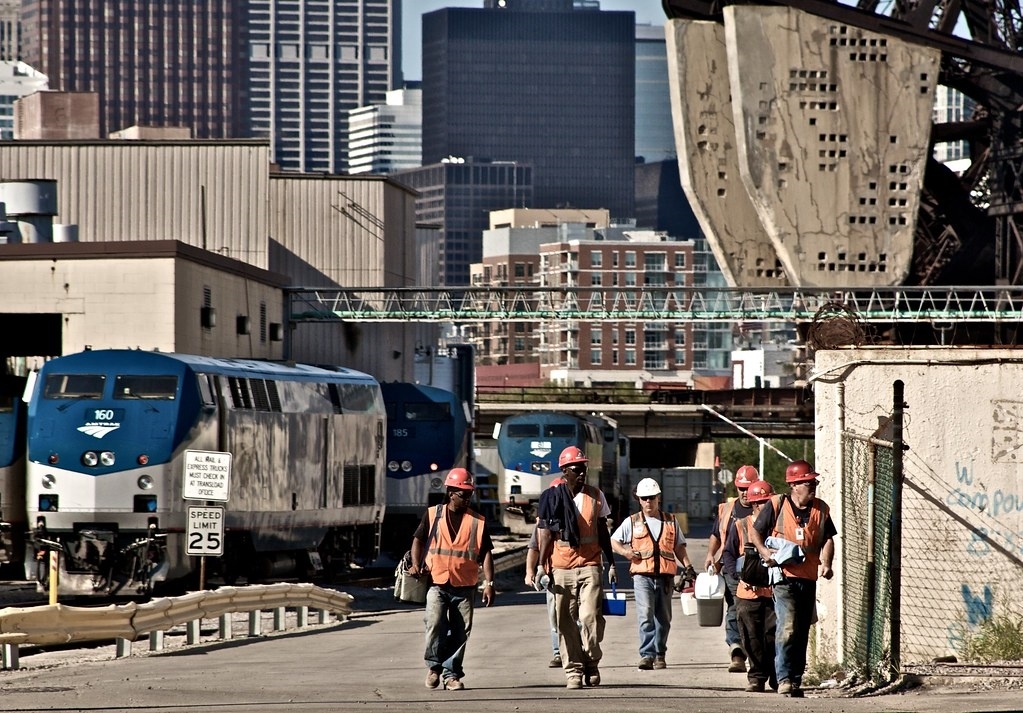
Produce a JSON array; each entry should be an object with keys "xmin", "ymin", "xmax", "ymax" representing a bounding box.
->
[{"xmin": 610, "ymin": 477, "xmax": 696, "ymax": 671}]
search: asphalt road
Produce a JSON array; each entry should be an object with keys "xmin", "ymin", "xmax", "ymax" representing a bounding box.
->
[{"xmin": 0, "ymin": 539, "xmax": 1019, "ymax": 712}]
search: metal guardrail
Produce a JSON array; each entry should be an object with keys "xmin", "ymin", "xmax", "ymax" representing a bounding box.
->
[
  {"xmin": 288, "ymin": 286, "xmax": 1023, "ymax": 323},
  {"xmin": 0, "ymin": 583, "xmax": 353, "ymax": 670}
]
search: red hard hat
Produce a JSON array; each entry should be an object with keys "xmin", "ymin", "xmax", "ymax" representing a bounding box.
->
[
  {"xmin": 558, "ymin": 446, "xmax": 588, "ymax": 469},
  {"xmin": 746, "ymin": 480, "xmax": 774, "ymax": 503},
  {"xmin": 734, "ymin": 465, "xmax": 759, "ymax": 489},
  {"xmin": 785, "ymin": 460, "xmax": 818, "ymax": 484},
  {"xmin": 444, "ymin": 467, "xmax": 475, "ymax": 491}
]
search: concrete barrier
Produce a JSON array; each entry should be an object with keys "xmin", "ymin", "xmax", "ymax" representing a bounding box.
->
[{"xmin": 0, "ymin": 584, "xmax": 354, "ymax": 670}]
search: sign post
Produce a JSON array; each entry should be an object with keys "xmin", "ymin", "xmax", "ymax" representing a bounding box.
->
[{"xmin": 183, "ymin": 450, "xmax": 232, "ymax": 590}]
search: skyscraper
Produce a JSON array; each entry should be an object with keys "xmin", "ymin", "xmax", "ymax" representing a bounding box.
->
[
  {"xmin": 421, "ymin": 3, "xmax": 635, "ymax": 219},
  {"xmin": 347, "ymin": 85, "xmax": 422, "ymax": 175},
  {"xmin": 21, "ymin": 0, "xmax": 244, "ymax": 138},
  {"xmin": 247, "ymin": 0, "xmax": 400, "ymax": 173},
  {"xmin": 19, "ymin": 1, "xmax": 401, "ymax": 172}
]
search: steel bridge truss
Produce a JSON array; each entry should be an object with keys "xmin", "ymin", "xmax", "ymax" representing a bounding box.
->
[{"xmin": 288, "ymin": 286, "xmax": 1023, "ymax": 323}]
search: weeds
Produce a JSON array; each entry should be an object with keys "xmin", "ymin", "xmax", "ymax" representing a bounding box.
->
[{"xmin": 962, "ymin": 611, "xmax": 1023, "ymax": 662}]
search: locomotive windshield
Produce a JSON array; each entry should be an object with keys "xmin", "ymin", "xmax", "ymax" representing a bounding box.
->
[
  {"xmin": 113, "ymin": 375, "xmax": 178, "ymax": 400},
  {"xmin": 505, "ymin": 424, "xmax": 540, "ymax": 438},
  {"xmin": 43, "ymin": 373, "xmax": 105, "ymax": 399},
  {"xmin": 403, "ymin": 402, "xmax": 451, "ymax": 421},
  {"xmin": 543, "ymin": 424, "xmax": 577, "ymax": 438}
]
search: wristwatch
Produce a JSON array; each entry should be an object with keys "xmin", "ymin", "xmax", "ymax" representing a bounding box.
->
[{"xmin": 482, "ymin": 580, "xmax": 495, "ymax": 587}]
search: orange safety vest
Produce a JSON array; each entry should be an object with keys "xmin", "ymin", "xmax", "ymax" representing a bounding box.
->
[
  {"xmin": 426, "ymin": 506, "xmax": 485, "ymax": 587},
  {"xmin": 769, "ymin": 494, "xmax": 830, "ymax": 581},
  {"xmin": 735, "ymin": 516, "xmax": 773, "ymax": 600},
  {"xmin": 628, "ymin": 511, "xmax": 679, "ymax": 577},
  {"xmin": 712, "ymin": 499, "xmax": 739, "ymax": 566},
  {"xmin": 551, "ymin": 484, "xmax": 604, "ymax": 570}
]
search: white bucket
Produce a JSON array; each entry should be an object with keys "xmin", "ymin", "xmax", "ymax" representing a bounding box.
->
[{"xmin": 680, "ymin": 588, "xmax": 697, "ymax": 616}]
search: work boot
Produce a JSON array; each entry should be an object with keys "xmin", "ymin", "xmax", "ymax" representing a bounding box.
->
[
  {"xmin": 425, "ymin": 669, "xmax": 441, "ymax": 689},
  {"xmin": 444, "ymin": 678, "xmax": 464, "ymax": 691},
  {"xmin": 745, "ymin": 680, "xmax": 766, "ymax": 693},
  {"xmin": 584, "ymin": 665, "xmax": 600, "ymax": 686},
  {"xmin": 790, "ymin": 679, "xmax": 804, "ymax": 697},
  {"xmin": 653, "ymin": 655, "xmax": 667, "ymax": 670},
  {"xmin": 549, "ymin": 655, "xmax": 562, "ymax": 668},
  {"xmin": 566, "ymin": 675, "xmax": 583, "ymax": 689},
  {"xmin": 637, "ymin": 657, "xmax": 654, "ymax": 670},
  {"xmin": 777, "ymin": 679, "xmax": 793, "ymax": 696},
  {"xmin": 728, "ymin": 646, "xmax": 747, "ymax": 673}
]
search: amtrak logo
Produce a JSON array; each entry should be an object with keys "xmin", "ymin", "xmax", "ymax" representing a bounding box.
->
[
  {"xmin": 78, "ymin": 423, "xmax": 121, "ymax": 438},
  {"xmin": 529, "ymin": 441, "xmax": 552, "ymax": 458}
]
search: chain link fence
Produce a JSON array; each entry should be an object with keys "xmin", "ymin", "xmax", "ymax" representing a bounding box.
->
[{"xmin": 841, "ymin": 432, "xmax": 894, "ymax": 680}]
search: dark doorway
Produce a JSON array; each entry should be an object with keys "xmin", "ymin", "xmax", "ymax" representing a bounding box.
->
[{"xmin": 0, "ymin": 314, "xmax": 62, "ymax": 357}]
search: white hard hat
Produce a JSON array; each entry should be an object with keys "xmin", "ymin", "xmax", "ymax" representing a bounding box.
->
[{"xmin": 636, "ymin": 478, "xmax": 661, "ymax": 497}]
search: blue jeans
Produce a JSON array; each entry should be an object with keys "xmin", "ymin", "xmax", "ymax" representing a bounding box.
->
[
  {"xmin": 633, "ymin": 574, "xmax": 673, "ymax": 659},
  {"xmin": 547, "ymin": 589, "xmax": 560, "ymax": 656},
  {"xmin": 424, "ymin": 584, "xmax": 475, "ymax": 682},
  {"xmin": 723, "ymin": 572, "xmax": 741, "ymax": 650},
  {"xmin": 772, "ymin": 577, "xmax": 817, "ymax": 684}
]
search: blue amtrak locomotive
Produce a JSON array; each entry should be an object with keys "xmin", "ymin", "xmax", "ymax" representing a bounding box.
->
[
  {"xmin": 0, "ymin": 374, "xmax": 27, "ymax": 574},
  {"xmin": 24, "ymin": 349, "xmax": 386, "ymax": 597}
]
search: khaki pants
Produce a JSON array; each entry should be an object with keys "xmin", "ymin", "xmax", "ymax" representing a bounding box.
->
[{"xmin": 552, "ymin": 565, "xmax": 605, "ymax": 678}]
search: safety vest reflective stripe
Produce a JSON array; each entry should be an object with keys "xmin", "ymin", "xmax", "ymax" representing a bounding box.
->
[{"xmin": 426, "ymin": 507, "xmax": 484, "ymax": 587}]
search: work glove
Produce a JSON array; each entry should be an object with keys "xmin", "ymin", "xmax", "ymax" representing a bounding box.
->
[
  {"xmin": 672, "ymin": 573, "xmax": 686, "ymax": 592},
  {"xmin": 680, "ymin": 564, "xmax": 698, "ymax": 588},
  {"xmin": 608, "ymin": 567, "xmax": 618, "ymax": 585}
]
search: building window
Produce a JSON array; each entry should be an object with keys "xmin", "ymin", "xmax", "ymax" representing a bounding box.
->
[
  {"xmin": 625, "ymin": 349, "xmax": 636, "ymax": 366},
  {"xmin": 674, "ymin": 327, "xmax": 686, "ymax": 346},
  {"xmin": 591, "ymin": 251, "xmax": 602, "ymax": 267},
  {"xmin": 675, "ymin": 348, "xmax": 686, "ymax": 365},
  {"xmin": 645, "ymin": 253, "xmax": 667, "ymax": 271},
  {"xmin": 612, "ymin": 349, "xmax": 619, "ymax": 365},
  {"xmin": 591, "ymin": 273, "xmax": 602, "ymax": 286},
  {"xmin": 625, "ymin": 329, "xmax": 636, "ymax": 345},
  {"xmin": 611, "ymin": 328, "xmax": 619, "ymax": 344},
  {"xmin": 591, "ymin": 349, "xmax": 602, "ymax": 365},
  {"xmin": 625, "ymin": 251, "xmax": 636, "ymax": 268},
  {"xmin": 675, "ymin": 253, "xmax": 687, "ymax": 269},
  {"xmin": 612, "ymin": 251, "xmax": 619, "ymax": 267},
  {"xmin": 514, "ymin": 263, "xmax": 526, "ymax": 278},
  {"xmin": 591, "ymin": 330, "xmax": 602, "ymax": 345},
  {"xmin": 624, "ymin": 272, "xmax": 637, "ymax": 287}
]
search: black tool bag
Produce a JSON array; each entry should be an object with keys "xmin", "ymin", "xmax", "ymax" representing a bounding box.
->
[{"xmin": 740, "ymin": 543, "xmax": 771, "ymax": 588}]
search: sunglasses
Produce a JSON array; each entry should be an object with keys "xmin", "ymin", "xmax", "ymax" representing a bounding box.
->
[
  {"xmin": 796, "ymin": 480, "xmax": 819, "ymax": 489},
  {"xmin": 564, "ymin": 464, "xmax": 587, "ymax": 473},
  {"xmin": 448, "ymin": 490, "xmax": 471, "ymax": 500},
  {"xmin": 639, "ymin": 495, "xmax": 657, "ymax": 501}
]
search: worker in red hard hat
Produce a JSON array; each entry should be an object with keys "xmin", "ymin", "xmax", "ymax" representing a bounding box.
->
[
  {"xmin": 724, "ymin": 479, "xmax": 777, "ymax": 693},
  {"xmin": 525, "ymin": 476, "xmax": 575, "ymax": 669},
  {"xmin": 748, "ymin": 460, "xmax": 836, "ymax": 698},
  {"xmin": 536, "ymin": 444, "xmax": 616, "ymax": 690},
  {"xmin": 706, "ymin": 463, "xmax": 759, "ymax": 674},
  {"xmin": 409, "ymin": 467, "xmax": 497, "ymax": 692}
]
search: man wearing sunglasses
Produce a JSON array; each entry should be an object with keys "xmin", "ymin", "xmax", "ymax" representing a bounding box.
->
[
  {"xmin": 748, "ymin": 460, "xmax": 836, "ymax": 698},
  {"xmin": 410, "ymin": 467, "xmax": 496, "ymax": 692},
  {"xmin": 610, "ymin": 478, "xmax": 697, "ymax": 671},
  {"xmin": 536, "ymin": 446, "xmax": 616, "ymax": 690}
]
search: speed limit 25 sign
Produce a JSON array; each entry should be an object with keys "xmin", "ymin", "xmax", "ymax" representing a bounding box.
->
[{"xmin": 186, "ymin": 505, "xmax": 225, "ymax": 556}]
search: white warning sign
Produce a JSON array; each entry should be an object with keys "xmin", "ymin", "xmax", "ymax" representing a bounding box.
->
[{"xmin": 183, "ymin": 449, "xmax": 232, "ymax": 502}]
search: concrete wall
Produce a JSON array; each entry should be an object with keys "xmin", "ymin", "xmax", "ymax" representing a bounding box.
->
[
  {"xmin": 0, "ymin": 242, "xmax": 285, "ymax": 359},
  {"xmin": 812, "ymin": 347, "xmax": 1023, "ymax": 663}
]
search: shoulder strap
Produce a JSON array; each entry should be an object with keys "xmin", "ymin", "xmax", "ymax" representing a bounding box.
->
[{"xmin": 425, "ymin": 504, "xmax": 443, "ymax": 555}]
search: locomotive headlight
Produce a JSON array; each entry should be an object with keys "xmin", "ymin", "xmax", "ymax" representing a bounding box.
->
[
  {"xmin": 100, "ymin": 451, "xmax": 116, "ymax": 467},
  {"xmin": 137, "ymin": 454, "xmax": 150, "ymax": 466},
  {"xmin": 137, "ymin": 474, "xmax": 154, "ymax": 490},
  {"xmin": 387, "ymin": 460, "xmax": 399, "ymax": 472},
  {"xmin": 41, "ymin": 473, "xmax": 56, "ymax": 490},
  {"xmin": 429, "ymin": 462, "xmax": 439, "ymax": 472},
  {"xmin": 430, "ymin": 477, "xmax": 443, "ymax": 490},
  {"xmin": 401, "ymin": 460, "xmax": 413, "ymax": 472},
  {"xmin": 47, "ymin": 453, "xmax": 59, "ymax": 465},
  {"xmin": 82, "ymin": 451, "xmax": 99, "ymax": 467}
]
